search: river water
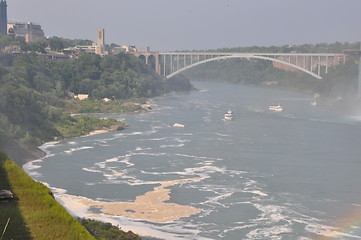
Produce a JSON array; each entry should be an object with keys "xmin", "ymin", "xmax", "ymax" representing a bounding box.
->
[{"xmin": 24, "ymin": 81, "xmax": 361, "ymax": 240}]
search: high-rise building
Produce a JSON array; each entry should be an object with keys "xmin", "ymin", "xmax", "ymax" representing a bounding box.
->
[
  {"xmin": 0, "ymin": 0, "xmax": 7, "ymax": 35},
  {"xmin": 8, "ymin": 21, "xmax": 44, "ymax": 42}
]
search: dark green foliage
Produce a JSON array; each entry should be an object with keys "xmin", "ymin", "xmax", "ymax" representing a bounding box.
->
[
  {"xmin": 0, "ymin": 82, "xmax": 58, "ymax": 142},
  {"xmin": 0, "ymin": 37, "xmax": 192, "ymax": 150},
  {"xmin": 318, "ymin": 60, "xmax": 359, "ymax": 100},
  {"xmin": 48, "ymin": 36, "xmax": 93, "ymax": 50},
  {"xmin": 213, "ymin": 41, "xmax": 360, "ymax": 53},
  {"xmin": 166, "ymin": 74, "xmax": 194, "ymax": 92},
  {"xmin": 65, "ymin": 99, "xmax": 146, "ymax": 114},
  {"xmin": 80, "ymin": 218, "xmax": 141, "ymax": 240},
  {"xmin": 48, "ymin": 36, "xmax": 65, "ymax": 51},
  {"xmin": 54, "ymin": 114, "xmax": 124, "ymax": 138}
]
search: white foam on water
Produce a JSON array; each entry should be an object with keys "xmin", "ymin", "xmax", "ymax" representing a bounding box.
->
[
  {"xmin": 246, "ymin": 225, "xmax": 293, "ymax": 240},
  {"xmin": 296, "ymin": 219, "xmax": 361, "ymax": 239},
  {"xmin": 253, "ymin": 203, "xmax": 287, "ymax": 223},
  {"xmin": 51, "ymin": 186, "xmax": 68, "ymax": 194},
  {"xmin": 135, "ymin": 147, "xmax": 151, "ymax": 151},
  {"xmin": 174, "ymin": 133, "xmax": 194, "ymax": 136},
  {"xmin": 200, "ymin": 161, "xmax": 215, "ymax": 166},
  {"xmin": 201, "ymin": 192, "xmax": 234, "ymax": 209},
  {"xmin": 40, "ymin": 141, "xmax": 61, "ymax": 150},
  {"xmin": 23, "ymin": 159, "xmax": 43, "ymax": 170},
  {"xmin": 94, "ymin": 217, "xmax": 198, "ymax": 240},
  {"xmin": 23, "ymin": 160, "xmax": 44, "ymax": 177},
  {"xmin": 244, "ymin": 190, "xmax": 268, "ymax": 197},
  {"xmin": 174, "ymin": 153, "xmax": 223, "ymax": 161},
  {"xmin": 115, "ymin": 153, "xmax": 134, "ymax": 167},
  {"xmin": 82, "ymin": 168, "xmax": 103, "ymax": 173},
  {"xmin": 95, "ymin": 161, "xmax": 107, "ymax": 169},
  {"xmin": 139, "ymin": 137, "xmax": 167, "ymax": 141},
  {"xmin": 144, "ymin": 165, "xmax": 227, "ymax": 180},
  {"xmin": 105, "ymin": 157, "xmax": 119, "ymax": 162},
  {"xmin": 103, "ymin": 169, "xmax": 124, "ymax": 180},
  {"xmin": 55, "ymin": 193, "xmax": 90, "ymax": 217},
  {"xmin": 64, "ymin": 146, "xmax": 94, "ymax": 154},
  {"xmin": 133, "ymin": 152, "xmax": 167, "ymax": 157},
  {"xmin": 214, "ymin": 133, "xmax": 230, "ymax": 137},
  {"xmin": 160, "ymin": 143, "xmax": 185, "ymax": 148}
]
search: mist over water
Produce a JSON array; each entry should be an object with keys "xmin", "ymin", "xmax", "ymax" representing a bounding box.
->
[{"xmin": 25, "ymin": 81, "xmax": 361, "ymax": 240}]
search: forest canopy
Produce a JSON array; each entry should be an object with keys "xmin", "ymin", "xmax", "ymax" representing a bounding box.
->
[{"xmin": 0, "ymin": 35, "xmax": 192, "ymax": 152}]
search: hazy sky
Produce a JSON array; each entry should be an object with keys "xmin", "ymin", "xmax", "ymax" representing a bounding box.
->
[{"xmin": 8, "ymin": 0, "xmax": 361, "ymax": 51}]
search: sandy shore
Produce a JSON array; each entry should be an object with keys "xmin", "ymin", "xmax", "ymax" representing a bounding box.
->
[
  {"xmin": 57, "ymin": 177, "xmax": 203, "ymax": 223},
  {"xmin": 89, "ymin": 129, "xmax": 110, "ymax": 135}
]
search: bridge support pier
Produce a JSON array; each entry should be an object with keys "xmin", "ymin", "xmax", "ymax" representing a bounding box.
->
[{"xmin": 131, "ymin": 52, "xmax": 161, "ymax": 75}]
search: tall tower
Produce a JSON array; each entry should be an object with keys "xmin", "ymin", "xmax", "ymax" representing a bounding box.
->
[
  {"xmin": 97, "ymin": 28, "xmax": 105, "ymax": 46},
  {"xmin": 0, "ymin": 0, "xmax": 7, "ymax": 35}
]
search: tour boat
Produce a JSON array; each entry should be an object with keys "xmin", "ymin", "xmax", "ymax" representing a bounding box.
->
[
  {"xmin": 224, "ymin": 110, "xmax": 234, "ymax": 120},
  {"xmin": 269, "ymin": 104, "xmax": 283, "ymax": 112}
]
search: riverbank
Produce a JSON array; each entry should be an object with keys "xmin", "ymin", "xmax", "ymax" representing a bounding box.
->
[{"xmin": 2, "ymin": 123, "xmax": 126, "ymax": 167}]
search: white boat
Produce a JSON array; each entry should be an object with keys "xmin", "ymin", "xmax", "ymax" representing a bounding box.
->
[
  {"xmin": 224, "ymin": 110, "xmax": 234, "ymax": 120},
  {"xmin": 269, "ymin": 104, "xmax": 283, "ymax": 112}
]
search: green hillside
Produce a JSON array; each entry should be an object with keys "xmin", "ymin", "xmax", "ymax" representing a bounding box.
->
[{"xmin": 0, "ymin": 35, "xmax": 192, "ymax": 164}]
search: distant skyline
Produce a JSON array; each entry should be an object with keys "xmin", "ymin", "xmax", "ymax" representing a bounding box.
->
[{"xmin": 7, "ymin": 0, "xmax": 361, "ymax": 51}]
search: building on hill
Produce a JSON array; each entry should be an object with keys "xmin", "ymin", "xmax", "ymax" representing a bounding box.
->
[
  {"xmin": 95, "ymin": 28, "xmax": 105, "ymax": 55},
  {"xmin": 97, "ymin": 28, "xmax": 105, "ymax": 46},
  {"xmin": 63, "ymin": 29, "xmax": 108, "ymax": 56},
  {"xmin": 0, "ymin": 0, "xmax": 7, "ymax": 35},
  {"xmin": 8, "ymin": 21, "xmax": 44, "ymax": 42}
]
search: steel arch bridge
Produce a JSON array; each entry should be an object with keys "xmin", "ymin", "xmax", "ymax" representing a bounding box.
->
[{"xmin": 133, "ymin": 51, "xmax": 347, "ymax": 80}]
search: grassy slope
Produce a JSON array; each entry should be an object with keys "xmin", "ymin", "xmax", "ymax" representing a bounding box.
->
[{"xmin": 0, "ymin": 151, "xmax": 95, "ymax": 240}]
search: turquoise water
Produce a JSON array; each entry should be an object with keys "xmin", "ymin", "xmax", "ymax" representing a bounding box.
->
[{"xmin": 25, "ymin": 81, "xmax": 361, "ymax": 240}]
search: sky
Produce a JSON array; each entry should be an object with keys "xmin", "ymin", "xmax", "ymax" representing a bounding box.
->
[{"xmin": 7, "ymin": 0, "xmax": 361, "ymax": 51}]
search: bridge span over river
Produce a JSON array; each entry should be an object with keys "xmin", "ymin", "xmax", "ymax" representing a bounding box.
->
[
  {"xmin": 132, "ymin": 51, "xmax": 348, "ymax": 80},
  {"xmin": 131, "ymin": 49, "xmax": 361, "ymax": 97}
]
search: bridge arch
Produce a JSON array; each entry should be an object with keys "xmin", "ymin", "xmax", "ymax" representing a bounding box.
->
[
  {"xmin": 148, "ymin": 55, "xmax": 157, "ymax": 71},
  {"xmin": 166, "ymin": 55, "xmax": 322, "ymax": 79},
  {"xmin": 138, "ymin": 54, "xmax": 146, "ymax": 63}
]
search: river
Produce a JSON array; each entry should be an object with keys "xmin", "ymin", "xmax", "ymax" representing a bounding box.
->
[{"xmin": 24, "ymin": 81, "xmax": 361, "ymax": 240}]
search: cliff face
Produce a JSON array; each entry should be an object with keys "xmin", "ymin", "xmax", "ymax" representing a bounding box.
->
[{"xmin": 1, "ymin": 140, "xmax": 45, "ymax": 166}]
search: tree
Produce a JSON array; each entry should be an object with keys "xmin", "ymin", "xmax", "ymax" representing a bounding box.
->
[{"xmin": 48, "ymin": 36, "xmax": 65, "ymax": 51}]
